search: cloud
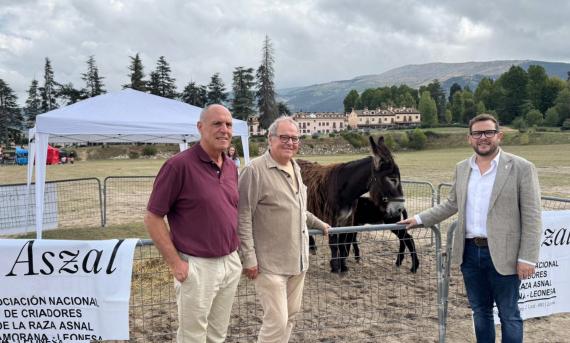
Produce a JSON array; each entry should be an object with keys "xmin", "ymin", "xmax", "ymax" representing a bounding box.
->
[{"xmin": 1, "ymin": 0, "xmax": 569, "ymax": 105}]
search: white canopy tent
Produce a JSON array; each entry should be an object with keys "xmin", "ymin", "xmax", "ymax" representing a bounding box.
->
[{"xmin": 27, "ymin": 89, "xmax": 250, "ymax": 238}]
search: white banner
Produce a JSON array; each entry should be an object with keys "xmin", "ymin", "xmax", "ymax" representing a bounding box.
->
[
  {"xmin": 493, "ymin": 210, "xmax": 570, "ymax": 322},
  {"xmin": 0, "ymin": 239, "xmax": 138, "ymax": 342}
]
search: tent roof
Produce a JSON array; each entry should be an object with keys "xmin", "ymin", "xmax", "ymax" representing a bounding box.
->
[{"xmin": 35, "ymin": 89, "xmax": 248, "ymax": 144}]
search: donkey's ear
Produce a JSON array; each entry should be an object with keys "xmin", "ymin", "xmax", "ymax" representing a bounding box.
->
[
  {"xmin": 377, "ymin": 136, "xmax": 385, "ymax": 145},
  {"xmin": 369, "ymin": 136, "xmax": 379, "ymax": 154}
]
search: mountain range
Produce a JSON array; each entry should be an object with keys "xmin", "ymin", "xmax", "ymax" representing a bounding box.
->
[{"xmin": 278, "ymin": 60, "xmax": 570, "ymax": 112}]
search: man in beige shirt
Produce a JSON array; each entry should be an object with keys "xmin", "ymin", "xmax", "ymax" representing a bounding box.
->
[{"xmin": 238, "ymin": 116, "xmax": 330, "ymax": 343}]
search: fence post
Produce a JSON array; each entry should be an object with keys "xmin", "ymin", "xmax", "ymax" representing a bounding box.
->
[
  {"xmin": 103, "ymin": 176, "xmax": 109, "ymax": 227},
  {"xmin": 96, "ymin": 178, "xmax": 104, "ymax": 228}
]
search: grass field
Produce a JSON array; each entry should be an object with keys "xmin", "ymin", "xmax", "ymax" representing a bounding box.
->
[{"xmin": 2, "ymin": 144, "xmax": 569, "ymax": 197}]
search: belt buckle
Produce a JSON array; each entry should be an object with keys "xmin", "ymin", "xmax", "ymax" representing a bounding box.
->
[{"xmin": 473, "ymin": 237, "xmax": 488, "ymax": 247}]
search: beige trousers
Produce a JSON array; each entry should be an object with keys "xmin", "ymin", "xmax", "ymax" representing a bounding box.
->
[
  {"xmin": 254, "ymin": 272, "xmax": 306, "ymax": 343},
  {"xmin": 175, "ymin": 250, "xmax": 242, "ymax": 343}
]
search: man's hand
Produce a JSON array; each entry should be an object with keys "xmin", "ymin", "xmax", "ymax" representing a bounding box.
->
[
  {"xmin": 398, "ymin": 217, "xmax": 418, "ymax": 230},
  {"xmin": 171, "ymin": 259, "xmax": 189, "ymax": 283},
  {"xmin": 322, "ymin": 224, "xmax": 330, "ymax": 236},
  {"xmin": 517, "ymin": 262, "xmax": 535, "ymax": 280},
  {"xmin": 243, "ymin": 266, "xmax": 258, "ymax": 280}
]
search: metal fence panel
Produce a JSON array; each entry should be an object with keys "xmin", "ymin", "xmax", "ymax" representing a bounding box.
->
[
  {"xmin": 104, "ymin": 176, "xmax": 155, "ymax": 226},
  {"xmin": 127, "ymin": 225, "xmax": 443, "ymax": 342},
  {"xmin": 0, "ymin": 178, "xmax": 102, "ymax": 235}
]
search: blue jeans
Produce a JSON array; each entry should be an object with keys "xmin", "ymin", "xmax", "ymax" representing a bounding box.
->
[{"xmin": 461, "ymin": 239, "xmax": 522, "ymax": 343}]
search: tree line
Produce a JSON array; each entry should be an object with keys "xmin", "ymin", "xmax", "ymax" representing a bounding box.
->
[
  {"xmin": 343, "ymin": 65, "xmax": 570, "ymax": 129},
  {"xmin": 0, "ymin": 36, "xmax": 286, "ymax": 145}
]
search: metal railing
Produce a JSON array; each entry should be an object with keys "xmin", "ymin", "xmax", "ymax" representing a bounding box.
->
[
  {"xmin": 103, "ymin": 176, "xmax": 155, "ymax": 227},
  {"xmin": 128, "ymin": 224, "xmax": 444, "ymax": 342},
  {"xmin": 0, "ymin": 178, "xmax": 102, "ymax": 235}
]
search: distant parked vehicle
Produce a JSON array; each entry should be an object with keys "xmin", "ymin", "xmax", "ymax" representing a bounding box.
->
[{"xmin": 15, "ymin": 146, "xmax": 28, "ymax": 165}]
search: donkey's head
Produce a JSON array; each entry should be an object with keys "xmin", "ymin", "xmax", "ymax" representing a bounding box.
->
[{"xmin": 367, "ymin": 136, "xmax": 405, "ymax": 217}]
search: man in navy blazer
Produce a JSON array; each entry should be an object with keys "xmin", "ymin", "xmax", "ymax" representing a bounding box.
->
[{"xmin": 401, "ymin": 113, "xmax": 542, "ymax": 343}]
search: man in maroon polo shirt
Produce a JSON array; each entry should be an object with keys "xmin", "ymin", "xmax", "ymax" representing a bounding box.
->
[{"xmin": 144, "ymin": 104, "xmax": 241, "ymax": 343}]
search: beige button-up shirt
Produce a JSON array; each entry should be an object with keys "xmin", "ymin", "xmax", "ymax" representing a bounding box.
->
[{"xmin": 238, "ymin": 151, "xmax": 328, "ymax": 275}]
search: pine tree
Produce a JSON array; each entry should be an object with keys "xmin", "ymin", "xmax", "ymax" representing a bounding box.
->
[
  {"xmin": 343, "ymin": 90, "xmax": 359, "ymax": 113},
  {"xmin": 24, "ymin": 79, "xmax": 41, "ymax": 128},
  {"xmin": 148, "ymin": 71, "xmax": 160, "ymax": 96},
  {"xmin": 0, "ymin": 79, "xmax": 21, "ymax": 145},
  {"xmin": 124, "ymin": 53, "xmax": 147, "ymax": 91},
  {"xmin": 451, "ymin": 91, "xmax": 464, "ymax": 123},
  {"xmin": 231, "ymin": 67, "xmax": 255, "ymax": 119},
  {"xmin": 278, "ymin": 102, "xmax": 291, "ymax": 116},
  {"xmin": 149, "ymin": 56, "xmax": 177, "ymax": 98},
  {"xmin": 57, "ymin": 82, "xmax": 85, "ymax": 105},
  {"xmin": 82, "ymin": 55, "xmax": 106, "ymax": 97},
  {"xmin": 496, "ymin": 66, "xmax": 528, "ymax": 124},
  {"xmin": 420, "ymin": 80, "xmax": 446, "ymax": 123},
  {"xmin": 418, "ymin": 91, "xmax": 438, "ymax": 127},
  {"xmin": 180, "ymin": 81, "xmax": 208, "ymax": 107},
  {"xmin": 207, "ymin": 72, "xmax": 228, "ymax": 105},
  {"xmin": 40, "ymin": 58, "xmax": 58, "ymax": 113},
  {"xmin": 256, "ymin": 35, "xmax": 278, "ymax": 129}
]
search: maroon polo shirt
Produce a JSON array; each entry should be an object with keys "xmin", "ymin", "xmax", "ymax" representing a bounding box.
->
[{"xmin": 147, "ymin": 143, "xmax": 239, "ymax": 257}]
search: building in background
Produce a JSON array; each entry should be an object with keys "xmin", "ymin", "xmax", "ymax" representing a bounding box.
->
[{"xmin": 247, "ymin": 107, "xmax": 421, "ymax": 136}]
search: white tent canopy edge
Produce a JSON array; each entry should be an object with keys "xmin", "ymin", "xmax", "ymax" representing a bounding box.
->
[{"xmin": 27, "ymin": 89, "xmax": 250, "ymax": 239}]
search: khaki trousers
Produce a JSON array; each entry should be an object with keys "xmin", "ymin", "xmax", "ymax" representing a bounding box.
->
[
  {"xmin": 175, "ymin": 250, "xmax": 242, "ymax": 343},
  {"xmin": 254, "ymin": 272, "xmax": 306, "ymax": 343}
]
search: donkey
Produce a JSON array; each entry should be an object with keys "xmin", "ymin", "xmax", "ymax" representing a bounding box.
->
[
  {"xmin": 352, "ymin": 196, "xmax": 419, "ymax": 273},
  {"xmin": 298, "ymin": 136, "xmax": 407, "ymax": 273}
]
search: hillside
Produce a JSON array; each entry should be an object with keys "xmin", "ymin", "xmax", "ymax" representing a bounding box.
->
[{"xmin": 278, "ymin": 60, "xmax": 570, "ymax": 112}]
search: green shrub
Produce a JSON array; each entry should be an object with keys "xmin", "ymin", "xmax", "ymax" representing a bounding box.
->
[
  {"xmin": 512, "ymin": 117, "xmax": 528, "ymax": 132},
  {"xmin": 128, "ymin": 151, "xmax": 140, "ymax": 159},
  {"xmin": 340, "ymin": 132, "xmax": 368, "ymax": 148},
  {"xmin": 519, "ymin": 132, "xmax": 530, "ymax": 145},
  {"xmin": 142, "ymin": 145, "xmax": 157, "ymax": 156},
  {"xmin": 397, "ymin": 132, "xmax": 409, "ymax": 148},
  {"xmin": 249, "ymin": 142, "xmax": 260, "ymax": 157},
  {"xmin": 525, "ymin": 109, "xmax": 543, "ymax": 127},
  {"xmin": 407, "ymin": 128, "xmax": 428, "ymax": 150},
  {"xmin": 383, "ymin": 134, "xmax": 396, "ymax": 150},
  {"xmin": 544, "ymin": 108, "xmax": 559, "ymax": 127}
]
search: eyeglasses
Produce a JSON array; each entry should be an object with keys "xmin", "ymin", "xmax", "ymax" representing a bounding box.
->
[
  {"xmin": 275, "ymin": 135, "xmax": 300, "ymax": 144},
  {"xmin": 470, "ymin": 130, "xmax": 498, "ymax": 139}
]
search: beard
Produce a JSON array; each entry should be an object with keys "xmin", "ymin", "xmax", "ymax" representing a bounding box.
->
[{"xmin": 473, "ymin": 142, "xmax": 499, "ymax": 157}]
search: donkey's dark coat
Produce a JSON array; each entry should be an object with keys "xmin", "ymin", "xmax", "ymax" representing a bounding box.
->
[
  {"xmin": 299, "ymin": 136, "xmax": 409, "ymax": 273},
  {"xmin": 352, "ymin": 196, "xmax": 419, "ymax": 273}
]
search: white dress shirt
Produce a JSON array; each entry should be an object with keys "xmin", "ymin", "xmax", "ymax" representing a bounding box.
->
[{"xmin": 464, "ymin": 151, "xmax": 500, "ymax": 238}]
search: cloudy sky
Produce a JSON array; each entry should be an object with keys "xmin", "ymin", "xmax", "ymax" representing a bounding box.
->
[{"xmin": 1, "ymin": 0, "xmax": 570, "ymax": 103}]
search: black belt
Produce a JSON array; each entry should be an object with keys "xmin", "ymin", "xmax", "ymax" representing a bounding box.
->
[{"xmin": 467, "ymin": 237, "xmax": 488, "ymax": 247}]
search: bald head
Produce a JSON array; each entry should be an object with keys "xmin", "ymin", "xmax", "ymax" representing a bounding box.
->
[
  {"xmin": 197, "ymin": 104, "xmax": 233, "ymax": 159},
  {"xmin": 200, "ymin": 104, "xmax": 231, "ymax": 122}
]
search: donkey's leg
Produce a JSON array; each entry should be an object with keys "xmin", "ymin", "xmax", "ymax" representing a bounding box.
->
[
  {"xmin": 402, "ymin": 232, "xmax": 419, "ymax": 273},
  {"xmin": 338, "ymin": 233, "xmax": 350, "ymax": 273},
  {"xmin": 352, "ymin": 233, "xmax": 361, "ymax": 262},
  {"xmin": 329, "ymin": 234, "xmax": 341, "ymax": 273},
  {"xmin": 391, "ymin": 229, "xmax": 407, "ymax": 267}
]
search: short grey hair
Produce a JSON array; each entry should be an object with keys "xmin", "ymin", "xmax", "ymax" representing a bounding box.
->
[
  {"xmin": 267, "ymin": 116, "xmax": 299, "ymax": 137},
  {"xmin": 199, "ymin": 105, "xmax": 213, "ymax": 121},
  {"xmin": 200, "ymin": 104, "xmax": 230, "ymax": 121}
]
